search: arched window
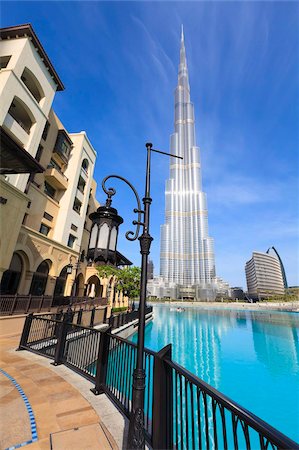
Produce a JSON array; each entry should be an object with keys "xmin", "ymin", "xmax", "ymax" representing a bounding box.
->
[
  {"xmin": 75, "ymin": 273, "xmax": 84, "ymax": 296},
  {"xmin": 29, "ymin": 260, "xmax": 51, "ymax": 295},
  {"xmin": 8, "ymin": 96, "xmax": 36, "ymax": 134},
  {"xmin": 81, "ymin": 158, "xmax": 89, "ymax": 173},
  {"xmin": 53, "ymin": 266, "xmax": 68, "ymax": 297},
  {"xmin": 21, "ymin": 67, "xmax": 45, "ymax": 103},
  {"xmin": 0, "ymin": 253, "xmax": 23, "ymax": 294}
]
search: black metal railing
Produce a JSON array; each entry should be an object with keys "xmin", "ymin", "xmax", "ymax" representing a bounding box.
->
[
  {"xmin": 166, "ymin": 358, "xmax": 298, "ymax": 450},
  {"xmin": 109, "ymin": 305, "xmax": 153, "ymax": 329},
  {"xmin": 40, "ymin": 306, "xmax": 107, "ymax": 329},
  {"xmin": 63, "ymin": 323, "xmax": 101, "ymax": 381},
  {"xmin": 18, "ymin": 312, "xmax": 299, "ymax": 450},
  {"xmin": 21, "ymin": 315, "xmax": 59, "ymax": 359},
  {"xmin": 0, "ymin": 294, "xmax": 53, "ymax": 316},
  {"xmin": 0, "ymin": 294, "xmax": 107, "ymax": 315},
  {"xmin": 101, "ymin": 333, "xmax": 155, "ymax": 441}
]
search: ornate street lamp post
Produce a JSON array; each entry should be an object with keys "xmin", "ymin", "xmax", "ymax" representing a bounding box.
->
[{"xmin": 98, "ymin": 143, "xmax": 182, "ymax": 449}]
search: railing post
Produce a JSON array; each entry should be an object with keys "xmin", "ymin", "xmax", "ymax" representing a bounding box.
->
[
  {"xmin": 90, "ymin": 307, "xmax": 96, "ymax": 327},
  {"xmin": 38, "ymin": 295, "xmax": 44, "ymax": 312},
  {"xmin": 103, "ymin": 306, "xmax": 107, "ymax": 324},
  {"xmin": 10, "ymin": 294, "xmax": 18, "ymax": 315},
  {"xmin": 54, "ymin": 310, "xmax": 63, "ymax": 337},
  {"xmin": 77, "ymin": 308, "xmax": 83, "ymax": 325},
  {"xmin": 18, "ymin": 313, "xmax": 34, "ymax": 350},
  {"xmin": 152, "ymin": 344, "xmax": 173, "ymax": 450},
  {"xmin": 25, "ymin": 295, "xmax": 32, "ymax": 313},
  {"xmin": 109, "ymin": 314, "xmax": 114, "ymax": 328},
  {"xmin": 52, "ymin": 307, "xmax": 73, "ymax": 366},
  {"xmin": 49, "ymin": 295, "xmax": 54, "ymax": 311},
  {"xmin": 91, "ymin": 327, "xmax": 111, "ymax": 395}
]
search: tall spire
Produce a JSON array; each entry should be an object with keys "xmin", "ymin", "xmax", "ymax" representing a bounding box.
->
[{"xmin": 178, "ymin": 24, "xmax": 189, "ymax": 91}]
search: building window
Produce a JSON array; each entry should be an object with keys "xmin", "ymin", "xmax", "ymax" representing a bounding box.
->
[
  {"xmin": 53, "ymin": 130, "xmax": 72, "ymax": 163},
  {"xmin": 43, "ymin": 212, "xmax": 53, "ymax": 222},
  {"xmin": 0, "ymin": 55, "xmax": 11, "ymax": 69},
  {"xmin": 53, "ymin": 266, "xmax": 68, "ymax": 297},
  {"xmin": 35, "ymin": 145, "xmax": 43, "ymax": 162},
  {"xmin": 42, "ymin": 121, "xmax": 50, "ymax": 140},
  {"xmin": 22, "ymin": 213, "xmax": 28, "ymax": 225},
  {"xmin": 77, "ymin": 175, "xmax": 86, "ymax": 194},
  {"xmin": 48, "ymin": 158, "xmax": 61, "ymax": 171},
  {"xmin": 44, "ymin": 181, "xmax": 56, "ymax": 199},
  {"xmin": 29, "ymin": 260, "xmax": 51, "ymax": 295},
  {"xmin": 73, "ymin": 197, "xmax": 82, "ymax": 214},
  {"xmin": 8, "ymin": 97, "xmax": 35, "ymax": 134},
  {"xmin": 39, "ymin": 223, "xmax": 50, "ymax": 236},
  {"xmin": 21, "ymin": 67, "xmax": 44, "ymax": 103},
  {"xmin": 71, "ymin": 223, "xmax": 78, "ymax": 232},
  {"xmin": 81, "ymin": 158, "xmax": 89, "ymax": 173},
  {"xmin": 67, "ymin": 234, "xmax": 76, "ymax": 248}
]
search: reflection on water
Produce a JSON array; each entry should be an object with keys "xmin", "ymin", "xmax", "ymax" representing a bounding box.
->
[
  {"xmin": 131, "ymin": 305, "xmax": 299, "ymax": 442},
  {"xmin": 252, "ymin": 320, "xmax": 299, "ymax": 375}
]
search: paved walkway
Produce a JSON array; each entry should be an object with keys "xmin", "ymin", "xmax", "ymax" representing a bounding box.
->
[{"xmin": 0, "ymin": 334, "xmax": 127, "ymax": 449}]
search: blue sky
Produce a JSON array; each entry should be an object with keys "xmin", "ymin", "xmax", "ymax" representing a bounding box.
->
[{"xmin": 2, "ymin": 2, "xmax": 299, "ymax": 288}]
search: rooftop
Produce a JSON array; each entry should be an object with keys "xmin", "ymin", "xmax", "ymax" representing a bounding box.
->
[{"xmin": 0, "ymin": 23, "xmax": 64, "ymax": 91}]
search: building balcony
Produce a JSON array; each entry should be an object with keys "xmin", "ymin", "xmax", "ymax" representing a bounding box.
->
[
  {"xmin": 53, "ymin": 130, "xmax": 73, "ymax": 165},
  {"xmin": 45, "ymin": 166, "xmax": 68, "ymax": 190},
  {"xmin": 3, "ymin": 113, "xmax": 30, "ymax": 148}
]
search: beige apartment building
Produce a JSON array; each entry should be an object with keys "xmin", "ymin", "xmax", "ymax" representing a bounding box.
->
[
  {"xmin": 0, "ymin": 24, "xmax": 130, "ymax": 309},
  {"xmin": 0, "ymin": 24, "xmax": 97, "ymax": 298}
]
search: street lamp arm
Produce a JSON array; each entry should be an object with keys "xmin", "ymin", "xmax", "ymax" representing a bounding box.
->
[{"xmin": 102, "ymin": 174, "xmax": 144, "ymax": 242}]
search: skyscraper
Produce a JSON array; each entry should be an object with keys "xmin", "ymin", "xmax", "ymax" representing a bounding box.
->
[{"xmin": 159, "ymin": 28, "xmax": 216, "ymax": 300}]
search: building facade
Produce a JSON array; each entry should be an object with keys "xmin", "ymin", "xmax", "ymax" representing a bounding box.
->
[
  {"xmin": 0, "ymin": 24, "xmax": 97, "ymax": 298},
  {"xmin": 245, "ymin": 251, "xmax": 285, "ymax": 299},
  {"xmin": 0, "ymin": 24, "xmax": 130, "ymax": 309},
  {"xmin": 151, "ymin": 29, "xmax": 217, "ymax": 301}
]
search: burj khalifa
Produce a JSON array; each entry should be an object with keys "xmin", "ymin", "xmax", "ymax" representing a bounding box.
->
[{"xmin": 159, "ymin": 28, "xmax": 216, "ymax": 300}]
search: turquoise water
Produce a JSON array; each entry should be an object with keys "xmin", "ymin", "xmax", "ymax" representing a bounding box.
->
[{"xmin": 130, "ymin": 304, "xmax": 299, "ymax": 443}]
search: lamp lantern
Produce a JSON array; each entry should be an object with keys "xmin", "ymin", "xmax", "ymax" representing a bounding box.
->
[
  {"xmin": 66, "ymin": 264, "xmax": 73, "ymax": 275},
  {"xmin": 87, "ymin": 196, "xmax": 123, "ymax": 266}
]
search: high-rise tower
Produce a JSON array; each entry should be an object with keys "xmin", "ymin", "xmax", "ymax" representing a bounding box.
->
[{"xmin": 159, "ymin": 28, "xmax": 216, "ymax": 300}]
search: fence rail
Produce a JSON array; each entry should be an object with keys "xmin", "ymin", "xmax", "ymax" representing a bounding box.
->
[
  {"xmin": 109, "ymin": 305, "xmax": 152, "ymax": 329},
  {"xmin": 101, "ymin": 332, "xmax": 155, "ymax": 441},
  {"xmin": 64, "ymin": 323, "xmax": 101, "ymax": 381},
  {"xmin": 0, "ymin": 294, "xmax": 107, "ymax": 316},
  {"xmin": 166, "ymin": 358, "xmax": 298, "ymax": 450},
  {"xmin": 17, "ymin": 311, "xmax": 299, "ymax": 450}
]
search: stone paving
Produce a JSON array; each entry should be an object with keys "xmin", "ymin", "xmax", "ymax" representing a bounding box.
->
[{"xmin": 0, "ymin": 333, "xmax": 126, "ymax": 449}]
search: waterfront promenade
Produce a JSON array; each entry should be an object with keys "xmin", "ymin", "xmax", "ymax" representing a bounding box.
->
[
  {"xmin": 154, "ymin": 300, "xmax": 299, "ymax": 312},
  {"xmin": 0, "ymin": 331, "xmax": 127, "ymax": 449},
  {"xmin": 1, "ymin": 301, "xmax": 297, "ymax": 449}
]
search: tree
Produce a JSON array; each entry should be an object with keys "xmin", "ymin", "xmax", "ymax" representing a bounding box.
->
[
  {"xmin": 96, "ymin": 265, "xmax": 119, "ymax": 280},
  {"xmin": 96, "ymin": 265, "xmax": 141, "ymax": 300},
  {"xmin": 118, "ymin": 266, "xmax": 141, "ymax": 299}
]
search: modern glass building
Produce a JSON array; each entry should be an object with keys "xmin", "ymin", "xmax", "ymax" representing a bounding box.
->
[
  {"xmin": 158, "ymin": 29, "xmax": 216, "ymax": 300},
  {"xmin": 245, "ymin": 251, "xmax": 285, "ymax": 299}
]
